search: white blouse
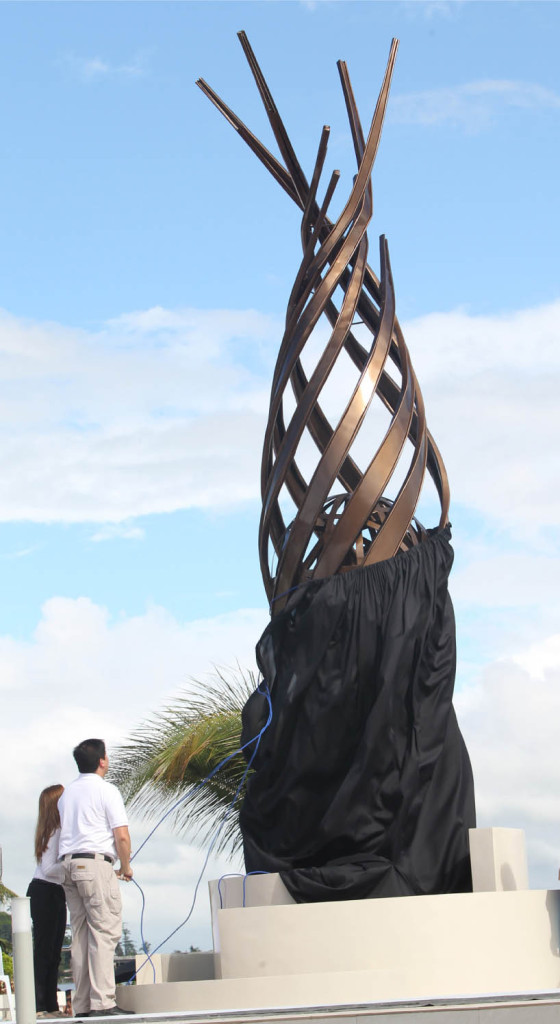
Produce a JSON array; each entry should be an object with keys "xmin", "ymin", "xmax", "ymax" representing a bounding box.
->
[{"xmin": 33, "ymin": 828, "xmax": 64, "ymax": 885}]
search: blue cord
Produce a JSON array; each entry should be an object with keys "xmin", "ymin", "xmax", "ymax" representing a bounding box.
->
[
  {"xmin": 216, "ymin": 870, "xmax": 271, "ymax": 909},
  {"xmin": 242, "ymin": 871, "xmax": 269, "ymax": 907},
  {"xmin": 126, "ymin": 681, "xmax": 273, "ymax": 980},
  {"xmin": 131, "ymin": 681, "xmax": 272, "ymax": 861},
  {"xmin": 217, "ymin": 873, "xmax": 245, "ymax": 910},
  {"xmin": 269, "ymin": 581, "xmax": 304, "ymax": 610},
  {"xmin": 130, "ymin": 877, "xmax": 157, "ymax": 983}
]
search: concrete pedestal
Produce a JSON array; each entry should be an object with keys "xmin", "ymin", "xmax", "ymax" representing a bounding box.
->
[{"xmin": 118, "ymin": 828, "xmax": 558, "ymax": 1016}]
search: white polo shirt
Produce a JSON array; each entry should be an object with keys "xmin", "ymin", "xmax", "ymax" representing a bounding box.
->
[{"xmin": 58, "ymin": 773, "xmax": 128, "ymax": 862}]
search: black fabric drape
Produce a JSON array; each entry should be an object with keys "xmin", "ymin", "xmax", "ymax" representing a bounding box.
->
[{"xmin": 240, "ymin": 526, "xmax": 475, "ymax": 903}]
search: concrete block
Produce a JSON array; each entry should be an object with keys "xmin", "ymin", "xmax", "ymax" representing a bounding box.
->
[
  {"xmin": 134, "ymin": 950, "xmax": 216, "ymax": 985},
  {"xmin": 469, "ymin": 827, "xmax": 529, "ymax": 892}
]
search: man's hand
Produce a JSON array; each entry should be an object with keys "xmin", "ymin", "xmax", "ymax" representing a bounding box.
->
[{"xmin": 113, "ymin": 825, "xmax": 133, "ymax": 881}]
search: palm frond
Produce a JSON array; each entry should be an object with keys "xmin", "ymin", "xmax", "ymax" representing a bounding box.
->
[{"xmin": 110, "ymin": 666, "xmax": 258, "ymax": 855}]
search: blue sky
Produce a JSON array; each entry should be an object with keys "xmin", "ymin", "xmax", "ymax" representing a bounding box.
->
[{"xmin": 2, "ymin": 0, "xmax": 560, "ymax": 952}]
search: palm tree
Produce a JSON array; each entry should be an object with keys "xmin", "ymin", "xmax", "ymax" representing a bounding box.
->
[{"xmin": 110, "ymin": 667, "xmax": 259, "ymax": 855}]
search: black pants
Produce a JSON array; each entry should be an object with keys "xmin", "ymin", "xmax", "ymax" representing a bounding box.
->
[{"xmin": 26, "ymin": 878, "xmax": 67, "ymax": 1012}]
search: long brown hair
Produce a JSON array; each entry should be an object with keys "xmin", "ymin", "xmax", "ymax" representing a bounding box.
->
[{"xmin": 34, "ymin": 784, "xmax": 64, "ymax": 862}]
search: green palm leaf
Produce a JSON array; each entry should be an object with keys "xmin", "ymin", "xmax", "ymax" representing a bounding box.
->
[{"xmin": 110, "ymin": 667, "xmax": 258, "ymax": 855}]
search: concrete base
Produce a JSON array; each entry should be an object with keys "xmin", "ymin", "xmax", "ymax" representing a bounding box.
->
[
  {"xmin": 218, "ymin": 889, "xmax": 560, "ymax": 994},
  {"xmin": 119, "ymin": 888, "xmax": 560, "ymax": 1013},
  {"xmin": 118, "ymin": 969, "xmax": 407, "ymax": 1014},
  {"xmin": 118, "ymin": 829, "xmax": 555, "ymax": 1017}
]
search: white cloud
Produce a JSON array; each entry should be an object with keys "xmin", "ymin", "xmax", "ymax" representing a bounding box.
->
[
  {"xmin": 513, "ymin": 634, "xmax": 560, "ymax": 682},
  {"xmin": 0, "ymin": 596, "xmax": 267, "ymax": 948},
  {"xmin": 0, "ymin": 298, "xmax": 559, "ymax": 545},
  {"xmin": 449, "ymin": 548, "xmax": 560, "ymax": 670},
  {"xmin": 0, "ymin": 545, "xmax": 38, "ymax": 560},
  {"xmin": 402, "ymin": 1, "xmax": 469, "ymax": 21},
  {"xmin": 0, "ymin": 305, "xmax": 276, "ymax": 523},
  {"xmin": 390, "ymin": 79, "xmax": 560, "ymax": 131},
  {"xmin": 456, "ymin": 631, "xmax": 560, "ymax": 893},
  {"xmin": 452, "ymin": 554, "xmax": 560, "ymax": 609},
  {"xmin": 63, "ymin": 51, "xmax": 149, "ymax": 81},
  {"xmin": 90, "ymin": 523, "xmax": 145, "ymax": 542},
  {"xmin": 403, "ymin": 301, "xmax": 560, "ymax": 540},
  {"xmin": 0, "ymin": 595, "xmax": 267, "ymax": 718}
]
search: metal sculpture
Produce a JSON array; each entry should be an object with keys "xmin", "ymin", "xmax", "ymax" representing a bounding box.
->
[
  {"xmin": 199, "ymin": 35, "xmax": 475, "ymax": 902},
  {"xmin": 197, "ymin": 35, "xmax": 449, "ymax": 613}
]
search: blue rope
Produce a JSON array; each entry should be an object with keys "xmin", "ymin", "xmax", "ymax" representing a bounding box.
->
[
  {"xmin": 129, "ymin": 877, "xmax": 156, "ymax": 983},
  {"xmin": 217, "ymin": 873, "xmax": 245, "ymax": 910},
  {"xmin": 131, "ymin": 682, "xmax": 271, "ymax": 861},
  {"xmin": 269, "ymin": 582, "xmax": 304, "ymax": 610},
  {"xmin": 126, "ymin": 681, "xmax": 273, "ymax": 980},
  {"xmin": 242, "ymin": 871, "xmax": 269, "ymax": 907}
]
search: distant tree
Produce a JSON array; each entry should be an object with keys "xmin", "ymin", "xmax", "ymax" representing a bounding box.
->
[
  {"xmin": 0, "ymin": 951, "xmax": 13, "ymax": 983},
  {"xmin": 0, "ymin": 902, "xmax": 14, "ymax": 983},
  {"xmin": 0, "ymin": 883, "xmax": 16, "ymax": 909},
  {"xmin": 111, "ymin": 668, "xmax": 258, "ymax": 855},
  {"xmin": 0, "ymin": 912, "xmax": 12, "ymax": 957},
  {"xmin": 116, "ymin": 925, "xmax": 139, "ymax": 957}
]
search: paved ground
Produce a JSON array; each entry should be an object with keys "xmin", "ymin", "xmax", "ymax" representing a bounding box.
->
[{"xmin": 73, "ymin": 992, "xmax": 560, "ymax": 1024}]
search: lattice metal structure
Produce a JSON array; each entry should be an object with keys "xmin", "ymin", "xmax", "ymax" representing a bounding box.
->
[{"xmin": 198, "ymin": 35, "xmax": 450, "ymax": 613}]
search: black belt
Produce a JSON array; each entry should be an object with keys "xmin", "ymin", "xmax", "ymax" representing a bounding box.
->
[{"xmin": 64, "ymin": 853, "xmax": 113, "ymax": 864}]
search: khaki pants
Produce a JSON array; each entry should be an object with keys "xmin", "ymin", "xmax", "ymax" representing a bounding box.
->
[{"xmin": 62, "ymin": 857, "xmax": 122, "ymax": 1014}]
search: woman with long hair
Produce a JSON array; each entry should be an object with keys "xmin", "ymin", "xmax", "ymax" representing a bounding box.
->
[{"xmin": 26, "ymin": 784, "xmax": 67, "ymax": 1017}]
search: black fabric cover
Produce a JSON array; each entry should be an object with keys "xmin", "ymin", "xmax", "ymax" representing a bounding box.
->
[{"xmin": 240, "ymin": 526, "xmax": 475, "ymax": 903}]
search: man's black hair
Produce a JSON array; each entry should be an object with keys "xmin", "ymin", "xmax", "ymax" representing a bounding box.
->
[{"xmin": 73, "ymin": 738, "xmax": 106, "ymax": 774}]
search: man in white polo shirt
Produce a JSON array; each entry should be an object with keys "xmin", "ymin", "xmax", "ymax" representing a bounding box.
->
[{"xmin": 58, "ymin": 738, "xmax": 133, "ymax": 1018}]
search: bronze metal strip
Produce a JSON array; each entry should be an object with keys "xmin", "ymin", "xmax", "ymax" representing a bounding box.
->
[{"xmin": 198, "ymin": 37, "xmax": 450, "ymax": 610}]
